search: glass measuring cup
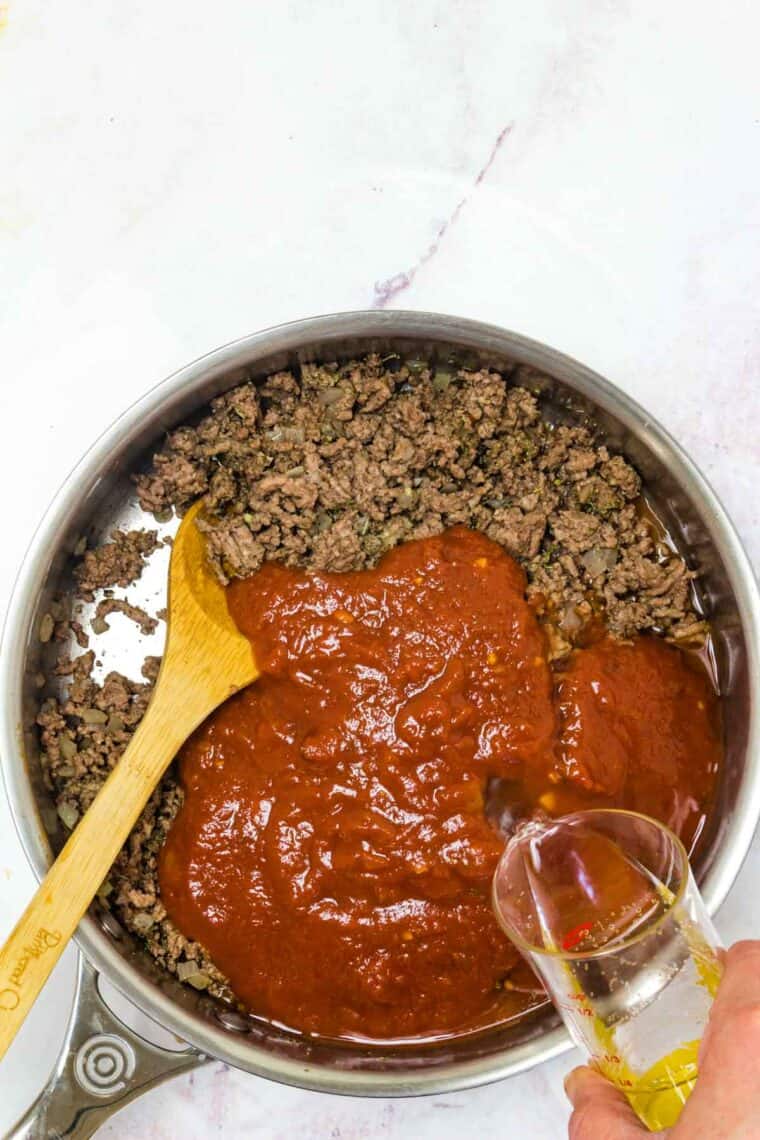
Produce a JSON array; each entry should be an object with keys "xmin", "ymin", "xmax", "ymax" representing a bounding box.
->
[{"xmin": 492, "ymin": 809, "xmax": 722, "ymax": 1131}]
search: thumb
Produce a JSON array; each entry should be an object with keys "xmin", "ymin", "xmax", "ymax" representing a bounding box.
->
[{"xmin": 565, "ymin": 1067, "xmax": 654, "ymax": 1140}]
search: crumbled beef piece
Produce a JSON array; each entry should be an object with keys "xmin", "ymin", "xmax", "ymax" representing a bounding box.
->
[
  {"xmin": 92, "ymin": 598, "xmax": 158, "ymax": 636},
  {"xmin": 75, "ymin": 530, "xmax": 158, "ymax": 599},
  {"xmin": 71, "ymin": 620, "xmax": 89, "ymax": 649},
  {"xmin": 550, "ymin": 509, "xmax": 610, "ymax": 555},
  {"xmin": 53, "ymin": 617, "xmax": 90, "ymax": 649},
  {"xmin": 311, "ymin": 513, "xmax": 364, "ymax": 572},
  {"xmin": 601, "ymin": 454, "xmax": 642, "ymax": 498},
  {"xmin": 141, "ymin": 656, "xmax": 162, "ymax": 682},
  {"xmin": 197, "ymin": 517, "xmax": 267, "ymax": 581},
  {"xmin": 485, "ymin": 507, "xmax": 547, "ymax": 560}
]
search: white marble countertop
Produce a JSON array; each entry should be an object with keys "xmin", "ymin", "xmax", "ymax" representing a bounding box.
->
[{"xmin": 2, "ymin": 1, "xmax": 760, "ymax": 1135}]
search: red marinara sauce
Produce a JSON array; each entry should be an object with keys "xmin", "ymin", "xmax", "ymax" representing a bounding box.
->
[{"xmin": 158, "ymin": 527, "xmax": 722, "ymax": 1040}]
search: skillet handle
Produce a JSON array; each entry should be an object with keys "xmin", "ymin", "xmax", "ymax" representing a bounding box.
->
[{"xmin": 8, "ymin": 951, "xmax": 207, "ymax": 1139}]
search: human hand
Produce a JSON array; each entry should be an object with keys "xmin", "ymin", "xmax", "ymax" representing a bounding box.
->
[{"xmin": 565, "ymin": 941, "xmax": 760, "ymax": 1138}]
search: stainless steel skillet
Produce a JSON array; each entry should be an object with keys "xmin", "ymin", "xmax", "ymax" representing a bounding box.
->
[{"xmin": 3, "ymin": 311, "xmax": 759, "ymax": 1137}]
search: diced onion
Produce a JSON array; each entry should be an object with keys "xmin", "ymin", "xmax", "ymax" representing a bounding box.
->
[
  {"xmin": 581, "ymin": 546, "xmax": 618, "ymax": 578},
  {"xmin": 57, "ymin": 801, "xmax": 80, "ymax": 830},
  {"xmin": 177, "ymin": 960, "xmax": 211, "ymax": 989}
]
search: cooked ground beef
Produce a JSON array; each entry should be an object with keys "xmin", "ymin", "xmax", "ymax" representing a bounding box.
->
[
  {"xmin": 91, "ymin": 597, "xmax": 159, "ymax": 637},
  {"xmin": 38, "ymin": 599, "xmax": 91, "ymax": 651},
  {"xmin": 36, "ymin": 652, "xmax": 232, "ymax": 1001},
  {"xmin": 75, "ymin": 529, "xmax": 159, "ymax": 599},
  {"xmin": 38, "ymin": 353, "xmax": 708, "ymax": 1006},
  {"xmin": 135, "ymin": 356, "xmax": 703, "ymax": 644}
]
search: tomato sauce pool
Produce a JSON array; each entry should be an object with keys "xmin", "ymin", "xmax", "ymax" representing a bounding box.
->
[{"xmin": 159, "ymin": 528, "xmax": 722, "ymax": 1041}]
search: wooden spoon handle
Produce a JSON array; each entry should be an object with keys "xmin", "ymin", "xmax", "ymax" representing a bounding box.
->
[{"xmin": 0, "ymin": 694, "xmax": 185, "ymax": 1061}]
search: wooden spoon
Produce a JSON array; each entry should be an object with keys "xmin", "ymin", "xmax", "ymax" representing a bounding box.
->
[{"xmin": 0, "ymin": 502, "xmax": 258, "ymax": 1059}]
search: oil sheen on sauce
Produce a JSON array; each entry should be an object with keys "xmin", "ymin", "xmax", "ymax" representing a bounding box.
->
[{"xmin": 158, "ymin": 527, "xmax": 722, "ymax": 1041}]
